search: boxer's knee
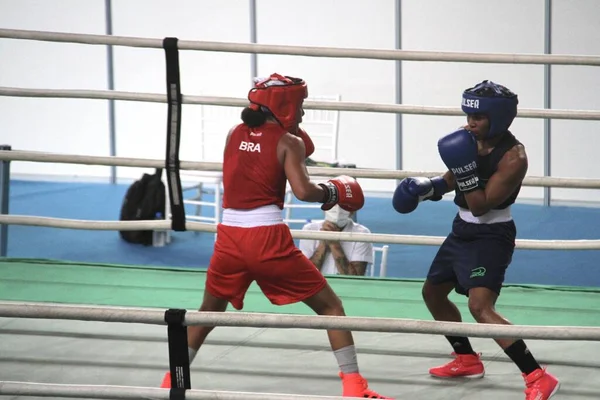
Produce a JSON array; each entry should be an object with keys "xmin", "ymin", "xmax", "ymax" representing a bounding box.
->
[
  {"xmin": 422, "ymin": 279, "xmax": 454, "ymax": 307},
  {"xmin": 324, "ymin": 293, "xmax": 345, "ymax": 316},
  {"xmin": 303, "ymin": 283, "xmax": 346, "ymax": 316},
  {"xmin": 467, "ymin": 287, "xmax": 499, "ymax": 322},
  {"xmin": 200, "ymin": 289, "xmax": 229, "ymax": 312}
]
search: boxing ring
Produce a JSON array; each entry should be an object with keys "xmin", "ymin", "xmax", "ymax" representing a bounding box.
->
[{"xmin": 1, "ymin": 28, "xmax": 600, "ymax": 399}]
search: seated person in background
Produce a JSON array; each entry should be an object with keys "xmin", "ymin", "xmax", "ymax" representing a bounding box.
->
[{"xmin": 299, "ymin": 205, "xmax": 373, "ymax": 276}]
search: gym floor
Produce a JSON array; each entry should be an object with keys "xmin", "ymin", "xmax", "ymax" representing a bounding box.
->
[{"xmin": 1, "ymin": 260, "xmax": 599, "ymax": 399}]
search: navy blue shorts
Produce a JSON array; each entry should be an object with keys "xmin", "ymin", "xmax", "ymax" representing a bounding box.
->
[{"xmin": 427, "ymin": 213, "xmax": 516, "ymax": 296}]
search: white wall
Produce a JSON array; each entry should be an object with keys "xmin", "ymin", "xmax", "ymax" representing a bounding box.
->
[
  {"xmin": 256, "ymin": 0, "xmax": 397, "ymax": 192},
  {"xmin": 1, "ymin": 0, "xmax": 599, "ymax": 202},
  {"xmin": 0, "ymin": 0, "xmax": 109, "ymax": 178},
  {"xmin": 109, "ymin": 0, "xmax": 250, "ymax": 180},
  {"xmin": 549, "ymin": 0, "xmax": 600, "ymax": 203}
]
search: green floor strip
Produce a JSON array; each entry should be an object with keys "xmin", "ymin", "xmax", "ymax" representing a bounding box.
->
[{"xmin": 1, "ymin": 258, "xmax": 599, "ymax": 327}]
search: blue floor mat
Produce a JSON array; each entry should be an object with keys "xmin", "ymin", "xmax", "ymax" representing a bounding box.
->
[{"xmin": 5, "ymin": 180, "xmax": 600, "ymax": 287}]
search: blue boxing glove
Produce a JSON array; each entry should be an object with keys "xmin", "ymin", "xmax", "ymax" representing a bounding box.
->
[
  {"xmin": 438, "ymin": 129, "xmax": 480, "ymax": 193},
  {"xmin": 392, "ymin": 176, "xmax": 448, "ymax": 214}
]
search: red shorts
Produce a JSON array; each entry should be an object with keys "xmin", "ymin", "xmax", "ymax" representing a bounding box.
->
[{"xmin": 205, "ymin": 223, "xmax": 327, "ymax": 310}]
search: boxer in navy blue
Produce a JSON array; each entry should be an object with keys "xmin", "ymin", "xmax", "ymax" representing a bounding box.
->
[{"xmin": 392, "ymin": 81, "xmax": 559, "ymax": 400}]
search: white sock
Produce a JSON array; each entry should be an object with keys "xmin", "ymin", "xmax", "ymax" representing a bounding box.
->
[{"xmin": 333, "ymin": 345, "xmax": 359, "ymax": 374}]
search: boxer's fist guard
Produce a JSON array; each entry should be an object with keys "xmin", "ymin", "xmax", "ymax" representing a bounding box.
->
[
  {"xmin": 438, "ymin": 129, "xmax": 480, "ymax": 193},
  {"xmin": 320, "ymin": 175, "xmax": 364, "ymax": 212},
  {"xmin": 393, "ymin": 177, "xmax": 447, "ymax": 214}
]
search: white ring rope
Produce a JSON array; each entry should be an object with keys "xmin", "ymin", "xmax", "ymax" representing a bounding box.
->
[
  {"xmin": 2, "ymin": 149, "xmax": 600, "ymax": 188},
  {"xmin": 0, "ymin": 302, "xmax": 598, "ymax": 340},
  {"xmin": 1, "ymin": 214, "xmax": 600, "ymax": 250},
  {"xmin": 2, "ymin": 28, "xmax": 600, "ymax": 66},
  {"xmin": 2, "ymin": 86, "xmax": 600, "ymax": 121},
  {"xmin": 0, "ymin": 381, "xmax": 346, "ymax": 400}
]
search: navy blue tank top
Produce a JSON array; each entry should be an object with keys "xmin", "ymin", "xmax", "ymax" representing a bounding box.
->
[{"xmin": 454, "ymin": 132, "xmax": 522, "ymax": 210}]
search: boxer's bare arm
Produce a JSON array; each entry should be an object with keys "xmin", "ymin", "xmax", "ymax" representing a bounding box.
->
[
  {"xmin": 464, "ymin": 145, "xmax": 527, "ymax": 216},
  {"xmin": 442, "ymin": 170, "xmax": 456, "ymax": 192},
  {"xmin": 280, "ymin": 134, "xmax": 326, "ymax": 202},
  {"xmin": 223, "ymin": 126, "xmax": 236, "ymax": 158}
]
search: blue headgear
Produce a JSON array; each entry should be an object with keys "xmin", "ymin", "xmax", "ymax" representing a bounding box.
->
[{"xmin": 461, "ymin": 80, "xmax": 518, "ymax": 138}]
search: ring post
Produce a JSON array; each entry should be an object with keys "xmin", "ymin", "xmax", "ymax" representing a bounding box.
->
[
  {"xmin": 164, "ymin": 308, "xmax": 191, "ymax": 396},
  {"xmin": 0, "ymin": 145, "xmax": 11, "ymax": 257},
  {"xmin": 162, "ymin": 37, "xmax": 186, "ymax": 233}
]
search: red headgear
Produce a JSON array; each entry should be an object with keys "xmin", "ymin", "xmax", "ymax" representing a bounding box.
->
[{"xmin": 248, "ymin": 73, "xmax": 308, "ymax": 131}]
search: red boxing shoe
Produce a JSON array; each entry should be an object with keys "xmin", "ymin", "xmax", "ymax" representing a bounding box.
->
[
  {"xmin": 339, "ymin": 372, "xmax": 394, "ymax": 399},
  {"xmin": 160, "ymin": 372, "xmax": 171, "ymax": 388},
  {"xmin": 429, "ymin": 352, "xmax": 485, "ymax": 379},
  {"xmin": 523, "ymin": 368, "xmax": 560, "ymax": 400}
]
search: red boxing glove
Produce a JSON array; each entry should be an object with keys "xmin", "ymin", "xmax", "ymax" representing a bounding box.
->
[
  {"xmin": 319, "ymin": 175, "xmax": 365, "ymax": 212},
  {"xmin": 296, "ymin": 128, "xmax": 314, "ymax": 158}
]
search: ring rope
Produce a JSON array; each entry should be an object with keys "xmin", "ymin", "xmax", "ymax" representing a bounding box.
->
[
  {"xmin": 0, "ymin": 302, "xmax": 598, "ymax": 340},
  {"xmin": 2, "ymin": 150, "xmax": 600, "ymax": 188},
  {"xmin": 2, "ymin": 86, "xmax": 600, "ymax": 121},
  {"xmin": 2, "ymin": 28, "xmax": 600, "ymax": 66},
  {"xmin": 0, "ymin": 381, "xmax": 345, "ymax": 400},
  {"xmin": 1, "ymin": 214, "xmax": 599, "ymax": 250}
]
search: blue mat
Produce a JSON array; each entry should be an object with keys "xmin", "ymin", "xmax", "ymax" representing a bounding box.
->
[{"xmin": 5, "ymin": 179, "xmax": 600, "ymax": 287}]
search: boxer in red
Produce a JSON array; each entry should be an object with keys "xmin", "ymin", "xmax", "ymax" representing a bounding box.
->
[{"xmin": 161, "ymin": 73, "xmax": 392, "ymax": 399}]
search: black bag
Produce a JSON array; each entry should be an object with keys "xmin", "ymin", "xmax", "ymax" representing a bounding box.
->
[{"xmin": 119, "ymin": 169, "xmax": 166, "ymax": 245}]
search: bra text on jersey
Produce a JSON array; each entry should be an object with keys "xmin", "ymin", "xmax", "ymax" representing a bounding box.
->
[{"xmin": 239, "ymin": 141, "xmax": 261, "ymax": 152}]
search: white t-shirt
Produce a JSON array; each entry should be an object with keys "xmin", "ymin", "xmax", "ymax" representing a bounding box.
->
[{"xmin": 298, "ymin": 220, "xmax": 374, "ymax": 276}]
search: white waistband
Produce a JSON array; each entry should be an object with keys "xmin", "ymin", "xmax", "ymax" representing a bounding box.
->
[
  {"xmin": 458, "ymin": 207, "xmax": 512, "ymax": 224},
  {"xmin": 222, "ymin": 205, "xmax": 284, "ymax": 227}
]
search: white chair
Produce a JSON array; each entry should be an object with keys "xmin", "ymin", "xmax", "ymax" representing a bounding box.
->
[
  {"xmin": 301, "ymin": 94, "xmax": 341, "ymax": 163},
  {"xmin": 283, "ymin": 94, "xmax": 341, "ymax": 226},
  {"xmin": 368, "ymin": 245, "xmax": 390, "ymax": 277}
]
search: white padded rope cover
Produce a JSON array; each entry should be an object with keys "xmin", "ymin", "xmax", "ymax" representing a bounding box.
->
[
  {"xmin": 0, "ymin": 302, "xmax": 599, "ymax": 341},
  {"xmin": 1, "ymin": 86, "xmax": 600, "ymax": 121},
  {"xmin": 0, "ymin": 381, "xmax": 349, "ymax": 400},
  {"xmin": 2, "ymin": 28, "xmax": 600, "ymax": 66},
  {"xmin": 1, "ymin": 149, "xmax": 599, "ymax": 189},
  {"xmin": 1, "ymin": 214, "xmax": 599, "ymax": 249}
]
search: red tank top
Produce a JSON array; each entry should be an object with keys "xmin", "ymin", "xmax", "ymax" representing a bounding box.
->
[{"xmin": 222, "ymin": 123, "xmax": 288, "ymax": 210}]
